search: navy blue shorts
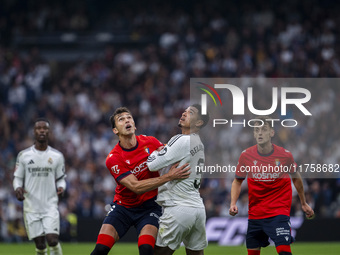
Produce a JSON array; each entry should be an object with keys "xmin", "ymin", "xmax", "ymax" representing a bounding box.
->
[
  {"xmin": 246, "ymin": 215, "xmax": 294, "ymax": 249},
  {"xmin": 103, "ymin": 197, "xmax": 162, "ymax": 239}
]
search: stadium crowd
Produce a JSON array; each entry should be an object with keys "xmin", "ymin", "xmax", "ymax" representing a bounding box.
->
[{"xmin": 1, "ymin": 0, "xmax": 340, "ymax": 242}]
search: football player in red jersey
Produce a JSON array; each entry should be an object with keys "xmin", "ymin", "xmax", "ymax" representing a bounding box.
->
[
  {"xmin": 91, "ymin": 107, "xmax": 190, "ymax": 255},
  {"xmin": 229, "ymin": 116, "xmax": 314, "ymax": 255}
]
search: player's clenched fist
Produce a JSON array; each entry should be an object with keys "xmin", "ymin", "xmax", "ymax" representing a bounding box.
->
[{"xmin": 229, "ymin": 205, "xmax": 238, "ymax": 216}]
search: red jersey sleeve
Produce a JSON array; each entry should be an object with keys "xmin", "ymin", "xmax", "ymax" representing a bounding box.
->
[
  {"xmin": 147, "ymin": 136, "xmax": 164, "ymax": 149},
  {"xmin": 286, "ymin": 149, "xmax": 297, "ymax": 174},
  {"xmin": 235, "ymin": 150, "xmax": 247, "ymax": 179},
  {"xmin": 106, "ymin": 153, "xmax": 132, "ymax": 182}
]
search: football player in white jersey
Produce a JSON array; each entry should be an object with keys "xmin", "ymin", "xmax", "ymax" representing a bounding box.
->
[
  {"xmin": 13, "ymin": 118, "xmax": 66, "ymax": 255},
  {"xmin": 147, "ymin": 104, "xmax": 209, "ymax": 255}
]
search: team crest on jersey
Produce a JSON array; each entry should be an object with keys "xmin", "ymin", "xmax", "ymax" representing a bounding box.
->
[
  {"xmin": 48, "ymin": 158, "xmax": 53, "ymax": 164},
  {"xmin": 253, "ymin": 160, "xmax": 257, "ymax": 166},
  {"xmin": 126, "ymin": 160, "xmax": 130, "ymax": 164},
  {"xmin": 145, "ymin": 147, "xmax": 150, "ymax": 154},
  {"xmin": 275, "ymin": 159, "xmax": 281, "ymax": 166}
]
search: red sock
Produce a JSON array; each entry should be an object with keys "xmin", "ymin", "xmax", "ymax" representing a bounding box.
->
[
  {"xmin": 248, "ymin": 249, "xmax": 261, "ymax": 255},
  {"xmin": 96, "ymin": 234, "xmax": 115, "ymax": 248},
  {"xmin": 138, "ymin": 235, "xmax": 156, "ymax": 248},
  {"xmin": 276, "ymin": 245, "xmax": 291, "ymax": 254}
]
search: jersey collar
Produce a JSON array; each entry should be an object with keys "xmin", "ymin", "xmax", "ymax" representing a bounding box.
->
[
  {"xmin": 257, "ymin": 144, "xmax": 274, "ymax": 157},
  {"xmin": 119, "ymin": 140, "xmax": 139, "ymax": 151}
]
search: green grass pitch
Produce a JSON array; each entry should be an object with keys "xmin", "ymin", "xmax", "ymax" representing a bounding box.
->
[{"xmin": 0, "ymin": 242, "xmax": 339, "ymax": 254}]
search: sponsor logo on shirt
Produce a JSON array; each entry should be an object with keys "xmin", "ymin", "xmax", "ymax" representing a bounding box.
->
[
  {"xmin": 252, "ymin": 172, "xmax": 280, "ymax": 180},
  {"xmin": 131, "ymin": 161, "xmax": 148, "ymax": 175},
  {"xmin": 28, "ymin": 159, "xmax": 35, "ymax": 165},
  {"xmin": 111, "ymin": 165, "xmax": 120, "ymax": 174}
]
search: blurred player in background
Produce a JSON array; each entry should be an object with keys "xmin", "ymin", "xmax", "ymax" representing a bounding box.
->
[
  {"xmin": 13, "ymin": 118, "xmax": 66, "ymax": 255},
  {"xmin": 229, "ymin": 116, "xmax": 314, "ymax": 255},
  {"xmin": 147, "ymin": 104, "xmax": 209, "ymax": 255},
  {"xmin": 90, "ymin": 107, "xmax": 190, "ymax": 255}
]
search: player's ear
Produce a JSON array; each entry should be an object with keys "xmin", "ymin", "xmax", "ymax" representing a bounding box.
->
[
  {"xmin": 270, "ymin": 128, "xmax": 275, "ymax": 137},
  {"xmin": 195, "ymin": 119, "xmax": 203, "ymax": 128},
  {"xmin": 113, "ymin": 127, "xmax": 119, "ymax": 135}
]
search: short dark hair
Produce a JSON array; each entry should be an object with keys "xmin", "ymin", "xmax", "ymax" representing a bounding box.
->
[
  {"xmin": 34, "ymin": 118, "xmax": 50, "ymax": 126},
  {"xmin": 191, "ymin": 104, "xmax": 209, "ymax": 129},
  {"xmin": 253, "ymin": 116, "xmax": 274, "ymax": 128},
  {"xmin": 109, "ymin": 107, "xmax": 132, "ymax": 129}
]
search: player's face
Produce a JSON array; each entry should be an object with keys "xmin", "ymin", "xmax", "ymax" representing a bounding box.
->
[
  {"xmin": 253, "ymin": 123, "xmax": 274, "ymax": 145},
  {"xmin": 34, "ymin": 121, "xmax": 50, "ymax": 143},
  {"xmin": 113, "ymin": 112, "xmax": 136, "ymax": 136},
  {"xmin": 178, "ymin": 106, "xmax": 202, "ymax": 129}
]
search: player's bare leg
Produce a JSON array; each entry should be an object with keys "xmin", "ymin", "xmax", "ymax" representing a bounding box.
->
[
  {"xmin": 138, "ymin": 224, "xmax": 157, "ymax": 255},
  {"xmin": 33, "ymin": 236, "xmax": 47, "ymax": 255},
  {"xmin": 91, "ymin": 224, "xmax": 119, "ymax": 255},
  {"xmin": 185, "ymin": 248, "xmax": 204, "ymax": 255},
  {"xmin": 46, "ymin": 234, "xmax": 62, "ymax": 255},
  {"xmin": 154, "ymin": 246, "xmax": 175, "ymax": 255}
]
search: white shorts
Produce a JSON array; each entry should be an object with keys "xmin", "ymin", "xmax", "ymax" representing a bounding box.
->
[
  {"xmin": 23, "ymin": 208, "xmax": 60, "ymax": 240},
  {"xmin": 156, "ymin": 205, "xmax": 208, "ymax": 251}
]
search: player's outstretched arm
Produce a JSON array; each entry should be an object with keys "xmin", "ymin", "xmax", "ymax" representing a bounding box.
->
[
  {"xmin": 291, "ymin": 172, "xmax": 315, "ymax": 219},
  {"xmin": 120, "ymin": 163, "xmax": 190, "ymax": 194},
  {"xmin": 229, "ymin": 178, "xmax": 243, "ymax": 216}
]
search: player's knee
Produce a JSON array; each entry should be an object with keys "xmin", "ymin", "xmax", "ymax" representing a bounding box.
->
[
  {"xmin": 35, "ymin": 243, "xmax": 47, "ymax": 250},
  {"xmin": 47, "ymin": 239, "xmax": 58, "ymax": 247},
  {"xmin": 46, "ymin": 234, "xmax": 59, "ymax": 247}
]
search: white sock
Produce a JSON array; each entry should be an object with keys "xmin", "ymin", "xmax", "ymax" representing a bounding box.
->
[
  {"xmin": 49, "ymin": 243, "xmax": 63, "ymax": 255},
  {"xmin": 36, "ymin": 248, "xmax": 47, "ymax": 255}
]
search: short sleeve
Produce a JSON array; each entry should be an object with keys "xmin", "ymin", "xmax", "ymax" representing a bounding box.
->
[
  {"xmin": 14, "ymin": 151, "xmax": 25, "ymax": 178},
  {"xmin": 235, "ymin": 151, "xmax": 247, "ymax": 179},
  {"xmin": 55, "ymin": 153, "xmax": 66, "ymax": 180},
  {"xmin": 106, "ymin": 153, "xmax": 131, "ymax": 182},
  {"xmin": 287, "ymin": 150, "xmax": 297, "ymax": 173},
  {"xmin": 148, "ymin": 136, "xmax": 164, "ymax": 148}
]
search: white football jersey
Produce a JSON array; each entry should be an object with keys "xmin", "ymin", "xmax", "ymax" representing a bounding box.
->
[
  {"xmin": 147, "ymin": 133, "xmax": 204, "ymax": 208},
  {"xmin": 14, "ymin": 145, "xmax": 66, "ymax": 213}
]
